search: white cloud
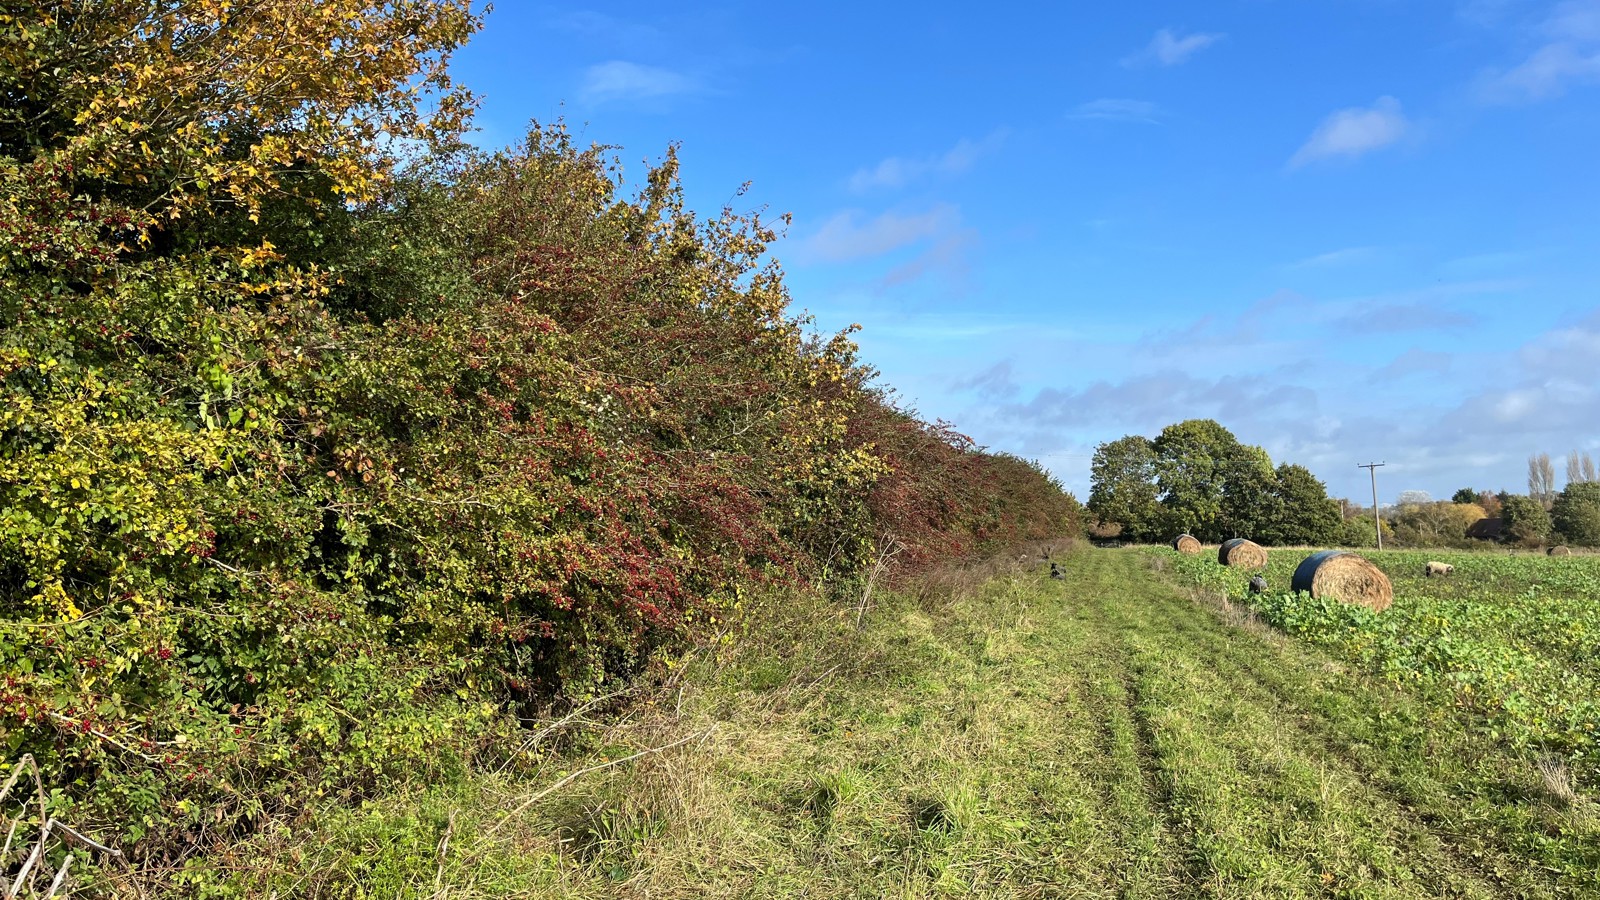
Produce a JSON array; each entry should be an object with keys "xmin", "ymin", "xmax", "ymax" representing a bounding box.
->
[
  {"xmin": 579, "ymin": 61, "xmax": 697, "ymax": 104},
  {"xmin": 797, "ymin": 205, "xmax": 960, "ymax": 263},
  {"xmin": 1068, "ymin": 98, "xmax": 1163, "ymax": 123},
  {"xmin": 1479, "ymin": 0, "xmax": 1600, "ymax": 100},
  {"xmin": 1122, "ymin": 28, "xmax": 1224, "ymax": 68},
  {"xmin": 1289, "ymin": 96, "xmax": 1410, "ymax": 167},
  {"xmin": 1483, "ymin": 42, "xmax": 1600, "ymax": 99},
  {"xmin": 848, "ymin": 132, "xmax": 1006, "ymax": 192},
  {"xmin": 998, "ymin": 371, "xmax": 1319, "ymax": 431}
]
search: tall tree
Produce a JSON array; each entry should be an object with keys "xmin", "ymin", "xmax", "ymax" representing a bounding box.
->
[
  {"xmin": 1529, "ymin": 453, "xmax": 1557, "ymax": 507},
  {"xmin": 1502, "ymin": 494, "xmax": 1553, "ymax": 546},
  {"xmin": 1219, "ymin": 444, "xmax": 1281, "ymax": 540},
  {"xmin": 1479, "ymin": 491, "xmax": 1504, "ymax": 518},
  {"xmin": 1263, "ymin": 464, "xmax": 1342, "ymax": 545},
  {"xmin": 1567, "ymin": 450, "xmax": 1598, "ymax": 485},
  {"xmin": 1451, "ymin": 488, "xmax": 1480, "ymax": 505},
  {"xmin": 1552, "ymin": 482, "xmax": 1600, "ymax": 547},
  {"xmin": 1150, "ymin": 419, "xmax": 1246, "ymax": 542},
  {"xmin": 1088, "ymin": 435, "xmax": 1159, "ymax": 539}
]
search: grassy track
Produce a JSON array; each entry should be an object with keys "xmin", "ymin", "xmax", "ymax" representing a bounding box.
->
[{"xmin": 239, "ymin": 548, "xmax": 1599, "ymax": 898}]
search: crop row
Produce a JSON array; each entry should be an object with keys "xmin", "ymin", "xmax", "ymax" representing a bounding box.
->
[{"xmin": 1156, "ymin": 547, "xmax": 1600, "ymax": 778}]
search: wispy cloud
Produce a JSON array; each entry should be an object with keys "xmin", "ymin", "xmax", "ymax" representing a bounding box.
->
[
  {"xmin": 1458, "ymin": 0, "xmax": 1530, "ymax": 27},
  {"xmin": 1288, "ymin": 246, "xmax": 1380, "ymax": 268},
  {"xmin": 1122, "ymin": 28, "xmax": 1225, "ymax": 68},
  {"xmin": 1545, "ymin": 0, "xmax": 1600, "ymax": 41},
  {"xmin": 1068, "ymin": 98, "xmax": 1163, "ymax": 123},
  {"xmin": 953, "ymin": 360, "xmax": 1021, "ymax": 400},
  {"xmin": 1289, "ymin": 96, "xmax": 1410, "ymax": 167},
  {"xmin": 1479, "ymin": 0, "xmax": 1600, "ymax": 100},
  {"xmin": 1482, "ymin": 42, "xmax": 1600, "ymax": 99},
  {"xmin": 797, "ymin": 205, "xmax": 960, "ymax": 264},
  {"xmin": 579, "ymin": 61, "xmax": 698, "ymax": 104},
  {"xmin": 1333, "ymin": 303, "xmax": 1479, "ymax": 334},
  {"xmin": 848, "ymin": 132, "xmax": 1006, "ymax": 192},
  {"xmin": 878, "ymin": 231, "xmax": 976, "ymax": 290},
  {"xmin": 998, "ymin": 372, "xmax": 1317, "ymax": 431},
  {"xmin": 550, "ymin": 11, "xmax": 663, "ymax": 46},
  {"xmin": 1369, "ymin": 348, "xmax": 1454, "ymax": 382}
]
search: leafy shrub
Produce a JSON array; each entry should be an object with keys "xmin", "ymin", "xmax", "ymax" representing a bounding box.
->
[
  {"xmin": 1551, "ymin": 483, "xmax": 1600, "ymax": 548},
  {"xmin": 1501, "ymin": 495, "xmax": 1553, "ymax": 547},
  {"xmin": 0, "ymin": 0, "xmax": 1077, "ymax": 865}
]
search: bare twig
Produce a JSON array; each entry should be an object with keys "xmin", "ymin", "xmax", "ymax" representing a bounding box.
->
[
  {"xmin": 3, "ymin": 755, "xmax": 124, "ymax": 900},
  {"xmin": 855, "ymin": 536, "xmax": 903, "ymax": 628},
  {"xmin": 495, "ymin": 688, "xmax": 632, "ymax": 776},
  {"xmin": 43, "ymin": 713, "xmax": 162, "ymax": 762},
  {"xmin": 431, "ymin": 810, "xmax": 456, "ymax": 897}
]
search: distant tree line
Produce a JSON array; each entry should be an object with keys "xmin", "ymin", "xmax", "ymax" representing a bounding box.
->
[
  {"xmin": 1087, "ymin": 420, "xmax": 1344, "ymax": 545},
  {"xmin": 1389, "ymin": 449, "xmax": 1600, "ymax": 549}
]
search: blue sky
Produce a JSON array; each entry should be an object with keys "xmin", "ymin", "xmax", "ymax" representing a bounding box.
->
[{"xmin": 449, "ymin": 0, "xmax": 1600, "ymax": 504}]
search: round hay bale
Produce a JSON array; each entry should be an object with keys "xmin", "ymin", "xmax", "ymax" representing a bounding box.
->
[
  {"xmin": 1549, "ymin": 545, "xmax": 1573, "ymax": 557},
  {"xmin": 1173, "ymin": 534, "xmax": 1202, "ymax": 555},
  {"xmin": 1217, "ymin": 538, "xmax": 1267, "ymax": 569},
  {"xmin": 1291, "ymin": 551, "xmax": 1392, "ymax": 612}
]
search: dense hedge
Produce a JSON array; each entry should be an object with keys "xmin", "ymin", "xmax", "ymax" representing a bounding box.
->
[{"xmin": 0, "ymin": 1, "xmax": 1077, "ymax": 862}]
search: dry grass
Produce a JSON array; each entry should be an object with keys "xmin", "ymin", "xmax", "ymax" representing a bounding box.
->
[
  {"xmin": 1537, "ymin": 753, "xmax": 1581, "ymax": 808},
  {"xmin": 903, "ymin": 537, "xmax": 1070, "ymax": 606},
  {"xmin": 1187, "ymin": 584, "xmax": 1272, "ymax": 638},
  {"xmin": 164, "ymin": 545, "xmax": 1600, "ymax": 897}
]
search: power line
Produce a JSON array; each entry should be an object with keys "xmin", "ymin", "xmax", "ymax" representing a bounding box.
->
[{"xmin": 1358, "ymin": 462, "xmax": 1386, "ymax": 550}]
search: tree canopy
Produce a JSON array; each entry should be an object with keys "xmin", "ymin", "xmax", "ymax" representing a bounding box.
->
[
  {"xmin": 1502, "ymin": 494, "xmax": 1553, "ymax": 546},
  {"xmin": 1552, "ymin": 482, "xmax": 1600, "ymax": 547},
  {"xmin": 1087, "ymin": 420, "xmax": 1341, "ymax": 545}
]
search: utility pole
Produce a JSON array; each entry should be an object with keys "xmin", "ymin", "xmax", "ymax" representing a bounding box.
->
[{"xmin": 1358, "ymin": 462, "xmax": 1386, "ymax": 550}]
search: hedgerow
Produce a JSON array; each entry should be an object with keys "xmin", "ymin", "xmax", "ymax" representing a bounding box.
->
[{"xmin": 0, "ymin": 0, "xmax": 1077, "ymax": 868}]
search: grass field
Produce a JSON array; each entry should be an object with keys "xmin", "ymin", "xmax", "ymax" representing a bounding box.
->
[{"xmin": 222, "ymin": 547, "xmax": 1600, "ymax": 898}]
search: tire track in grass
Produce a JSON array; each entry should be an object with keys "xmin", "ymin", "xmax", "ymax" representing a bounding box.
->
[
  {"xmin": 1047, "ymin": 593, "xmax": 1193, "ymax": 898},
  {"xmin": 1071, "ymin": 550, "xmax": 1507, "ymax": 898},
  {"xmin": 1135, "ymin": 560, "xmax": 1599, "ymax": 898},
  {"xmin": 887, "ymin": 576, "xmax": 1160, "ymax": 895},
  {"xmin": 1148, "ymin": 600, "xmax": 1559, "ymax": 896}
]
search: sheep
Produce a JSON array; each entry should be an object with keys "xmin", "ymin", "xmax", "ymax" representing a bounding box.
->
[
  {"xmin": 1424, "ymin": 561, "xmax": 1454, "ymax": 578},
  {"xmin": 1248, "ymin": 575, "xmax": 1268, "ymax": 595}
]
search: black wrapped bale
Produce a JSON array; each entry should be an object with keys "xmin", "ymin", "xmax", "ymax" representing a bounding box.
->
[
  {"xmin": 1217, "ymin": 538, "xmax": 1267, "ymax": 569},
  {"xmin": 1292, "ymin": 551, "xmax": 1392, "ymax": 611}
]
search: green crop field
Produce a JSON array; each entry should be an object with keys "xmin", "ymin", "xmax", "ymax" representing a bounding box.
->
[
  {"xmin": 218, "ymin": 547, "xmax": 1600, "ymax": 898},
  {"xmin": 1160, "ymin": 547, "xmax": 1600, "ymax": 784}
]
